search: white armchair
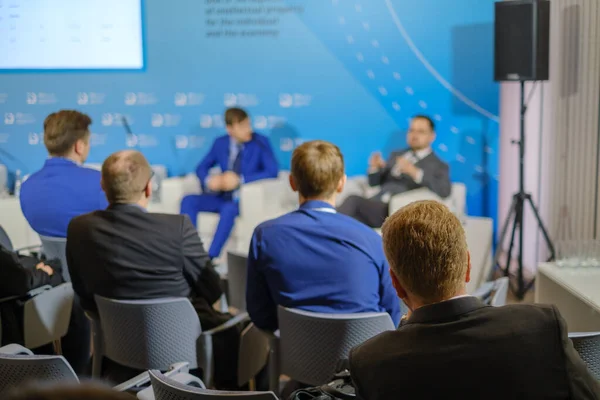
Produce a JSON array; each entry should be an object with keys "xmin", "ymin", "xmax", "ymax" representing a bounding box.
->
[{"xmin": 148, "ymin": 172, "xmax": 297, "ymax": 253}]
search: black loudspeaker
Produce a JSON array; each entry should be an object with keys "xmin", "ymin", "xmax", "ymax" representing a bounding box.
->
[{"xmin": 494, "ymin": 0, "xmax": 550, "ymax": 81}]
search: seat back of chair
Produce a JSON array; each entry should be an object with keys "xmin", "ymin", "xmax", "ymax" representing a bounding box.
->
[
  {"xmin": 278, "ymin": 306, "xmax": 395, "ymax": 386},
  {"xmin": 226, "ymin": 252, "xmax": 247, "ymax": 312},
  {"xmin": 95, "ymin": 296, "xmax": 202, "ymax": 370},
  {"xmin": 39, "ymin": 235, "xmax": 69, "ymax": 282},
  {"xmin": 23, "ymin": 283, "xmax": 74, "ymax": 349},
  {"xmin": 569, "ymin": 332, "xmax": 600, "ymax": 380},
  {"xmin": 490, "ymin": 277, "xmax": 510, "ymax": 307},
  {"xmin": 150, "ymin": 370, "xmax": 277, "ymax": 400},
  {"xmin": 0, "ymin": 225, "xmax": 13, "ymax": 252},
  {"xmin": 0, "ymin": 353, "xmax": 78, "ymax": 396}
]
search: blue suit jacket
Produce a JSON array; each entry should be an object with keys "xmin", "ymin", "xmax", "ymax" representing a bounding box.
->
[
  {"xmin": 246, "ymin": 200, "xmax": 401, "ymax": 331},
  {"xmin": 196, "ymin": 133, "xmax": 279, "ymax": 192}
]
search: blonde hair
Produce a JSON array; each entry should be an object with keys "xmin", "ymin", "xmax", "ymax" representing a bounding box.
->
[
  {"xmin": 291, "ymin": 140, "xmax": 344, "ymax": 199},
  {"xmin": 101, "ymin": 150, "xmax": 152, "ymax": 204},
  {"xmin": 381, "ymin": 200, "xmax": 468, "ymax": 303}
]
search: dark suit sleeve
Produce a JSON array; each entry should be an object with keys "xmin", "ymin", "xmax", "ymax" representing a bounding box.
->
[
  {"xmin": 181, "ymin": 216, "xmax": 222, "ymax": 305},
  {"xmin": 554, "ymin": 306, "xmax": 600, "ymax": 399},
  {"xmin": 0, "ymin": 248, "xmax": 61, "ymax": 297},
  {"xmin": 66, "ymin": 219, "xmax": 94, "ymax": 310},
  {"xmin": 367, "ymin": 152, "xmax": 396, "ymax": 187},
  {"xmin": 246, "ymin": 227, "xmax": 278, "ymax": 331},
  {"xmin": 420, "ymin": 160, "xmax": 451, "ymax": 198},
  {"xmin": 243, "ymin": 136, "xmax": 279, "ymax": 184},
  {"xmin": 349, "ymin": 346, "xmax": 369, "ymax": 400}
]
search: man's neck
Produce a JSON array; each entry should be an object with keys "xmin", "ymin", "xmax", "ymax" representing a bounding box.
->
[
  {"xmin": 299, "ymin": 196, "xmax": 336, "ymax": 208},
  {"xmin": 51, "ymin": 154, "xmax": 82, "ymax": 165},
  {"xmin": 408, "ymin": 288, "xmax": 468, "ymax": 311}
]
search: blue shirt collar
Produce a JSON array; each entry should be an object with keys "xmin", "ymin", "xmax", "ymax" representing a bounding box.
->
[
  {"xmin": 299, "ymin": 200, "xmax": 336, "ymax": 211},
  {"xmin": 44, "ymin": 157, "xmax": 82, "ymax": 167}
]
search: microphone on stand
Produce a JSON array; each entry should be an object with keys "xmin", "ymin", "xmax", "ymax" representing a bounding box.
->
[{"xmin": 121, "ymin": 115, "xmax": 137, "ymax": 149}]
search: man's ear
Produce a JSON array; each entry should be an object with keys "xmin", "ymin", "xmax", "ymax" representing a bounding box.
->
[
  {"xmin": 289, "ymin": 174, "xmax": 298, "ymax": 192},
  {"xmin": 73, "ymin": 139, "xmax": 85, "ymax": 156},
  {"xmin": 145, "ymin": 180, "xmax": 153, "ymax": 199},
  {"xmin": 337, "ymin": 174, "xmax": 347, "ymax": 194},
  {"xmin": 390, "ymin": 269, "xmax": 407, "ymax": 300}
]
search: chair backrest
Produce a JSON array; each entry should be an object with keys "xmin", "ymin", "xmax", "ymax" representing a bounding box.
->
[
  {"xmin": 490, "ymin": 277, "xmax": 510, "ymax": 307},
  {"xmin": 0, "ymin": 225, "xmax": 13, "ymax": 252},
  {"xmin": 150, "ymin": 370, "xmax": 277, "ymax": 400},
  {"xmin": 39, "ymin": 235, "xmax": 69, "ymax": 282},
  {"xmin": 23, "ymin": 283, "xmax": 74, "ymax": 349},
  {"xmin": 569, "ymin": 332, "xmax": 600, "ymax": 380},
  {"xmin": 278, "ymin": 306, "xmax": 395, "ymax": 386},
  {"xmin": 226, "ymin": 251, "xmax": 247, "ymax": 311},
  {"xmin": 237, "ymin": 323, "xmax": 270, "ymax": 387},
  {"xmin": 94, "ymin": 295, "xmax": 202, "ymax": 370},
  {"xmin": 0, "ymin": 353, "xmax": 78, "ymax": 396}
]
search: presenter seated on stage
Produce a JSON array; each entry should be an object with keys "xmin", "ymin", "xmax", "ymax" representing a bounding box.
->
[
  {"xmin": 246, "ymin": 140, "xmax": 401, "ymax": 332},
  {"xmin": 20, "ymin": 110, "xmax": 108, "ymax": 238},
  {"xmin": 338, "ymin": 115, "xmax": 451, "ymax": 228},
  {"xmin": 180, "ymin": 107, "xmax": 279, "ymax": 260}
]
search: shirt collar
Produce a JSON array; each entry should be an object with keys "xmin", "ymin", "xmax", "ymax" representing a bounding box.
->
[
  {"xmin": 299, "ymin": 200, "xmax": 336, "ymax": 211},
  {"xmin": 108, "ymin": 203, "xmax": 147, "ymax": 212},
  {"xmin": 45, "ymin": 157, "xmax": 82, "ymax": 167},
  {"xmin": 413, "ymin": 147, "xmax": 432, "ymax": 160}
]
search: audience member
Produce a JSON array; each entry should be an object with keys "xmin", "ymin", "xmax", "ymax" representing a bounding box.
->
[
  {"xmin": 20, "ymin": 110, "xmax": 107, "ymax": 237},
  {"xmin": 180, "ymin": 107, "xmax": 279, "ymax": 260},
  {"xmin": 246, "ymin": 140, "xmax": 400, "ymax": 332},
  {"xmin": 350, "ymin": 201, "xmax": 600, "ymax": 400},
  {"xmin": 338, "ymin": 115, "xmax": 450, "ymax": 228},
  {"xmin": 66, "ymin": 150, "xmax": 242, "ymax": 388}
]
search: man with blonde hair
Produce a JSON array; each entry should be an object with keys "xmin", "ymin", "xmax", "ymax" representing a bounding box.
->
[
  {"xmin": 349, "ymin": 201, "xmax": 600, "ymax": 400},
  {"xmin": 67, "ymin": 150, "xmax": 241, "ymax": 388},
  {"xmin": 246, "ymin": 140, "xmax": 400, "ymax": 332}
]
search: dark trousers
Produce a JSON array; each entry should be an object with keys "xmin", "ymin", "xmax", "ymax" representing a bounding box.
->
[{"xmin": 337, "ymin": 195, "xmax": 388, "ymax": 228}]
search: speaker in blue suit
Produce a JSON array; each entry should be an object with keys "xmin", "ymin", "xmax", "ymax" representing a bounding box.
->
[{"xmin": 181, "ymin": 108, "xmax": 279, "ymax": 259}]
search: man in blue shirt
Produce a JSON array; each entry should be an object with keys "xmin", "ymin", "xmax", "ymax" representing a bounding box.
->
[
  {"xmin": 20, "ymin": 110, "xmax": 108, "ymax": 238},
  {"xmin": 246, "ymin": 140, "xmax": 400, "ymax": 331},
  {"xmin": 181, "ymin": 108, "xmax": 279, "ymax": 260}
]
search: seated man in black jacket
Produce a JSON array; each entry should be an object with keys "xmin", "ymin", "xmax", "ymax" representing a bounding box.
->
[
  {"xmin": 66, "ymin": 150, "xmax": 240, "ymax": 388},
  {"xmin": 0, "ymin": 245, "xmax": 90, "ymax": 375}
]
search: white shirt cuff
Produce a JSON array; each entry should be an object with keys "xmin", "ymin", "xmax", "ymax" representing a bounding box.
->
[{"xmin": 413, "ymin": 168, "xmax": 424, "ymax": 184}]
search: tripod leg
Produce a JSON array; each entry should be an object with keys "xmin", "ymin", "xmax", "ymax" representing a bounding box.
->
[
  {"xmin": 525, "ymin": 195, "xmax": 556, "ymax": 261},
  {"xmin": 504, "ymin": 200, "xmax": 521, "ymax": 280},
  {"xmin": 493, "ymin": 195, "xmax": 518, "ymax": 270}
]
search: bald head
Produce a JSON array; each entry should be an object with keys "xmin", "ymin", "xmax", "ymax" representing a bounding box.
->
[{"xmin": 101, "ymin": 150, "xmax": 152, "ymax": 205}]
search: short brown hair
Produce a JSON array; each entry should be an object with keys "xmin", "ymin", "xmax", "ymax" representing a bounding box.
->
[
  {"xmin": 382, "ymin": 201, "xmax": 468, "ymax": 303},
  {"xmin": 291, "ymin": 140, "xmax": 344, "ymax": 199},
  {"xmin": 224, "ymin": 107, "xmax": 248, "ymax": 126},
  {"xmin": 101, "ymin": 150, "xmax": 152, "ymax": 204},
  {"xmin": 43, "ymin": 110, "xmax": 92, "ymax": 156}
]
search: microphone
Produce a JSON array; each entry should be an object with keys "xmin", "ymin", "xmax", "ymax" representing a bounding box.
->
[{"xmin": 121, "ymin": 115, "xmax": 137, "ymax": 149}]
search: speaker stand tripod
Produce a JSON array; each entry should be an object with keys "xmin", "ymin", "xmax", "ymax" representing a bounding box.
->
[{"xmin": 493, "ymin": 80, "xmax": 555, "ymax": 300}]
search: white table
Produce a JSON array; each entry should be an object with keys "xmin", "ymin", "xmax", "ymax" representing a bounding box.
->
[
  {"xmin": 536, "ymin": 262, "xmax": 600, "ymax": 332},
  {"xmin": 0, "ymin": 196, "xmax": 40, "ymax": 250}
]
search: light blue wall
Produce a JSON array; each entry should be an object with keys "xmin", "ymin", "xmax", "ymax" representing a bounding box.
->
[{"xmin": 0, "ymin": 0, "xmax": 499, "ymax": 218}]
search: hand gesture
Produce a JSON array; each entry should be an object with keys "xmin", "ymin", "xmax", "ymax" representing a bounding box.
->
[
  {"xmin": 369, "ymin": 151, "xmax": 386, "ymax": 169},
  {"xmin": 35, "ymin": 262, "xmax": 54, "ymax": 276},
  {"xmin": 396, "ymin": 156, "xmax": 419, "ymax": 179},
  {"xmin": 221, "ymin": 171, "xmax": 241, "ymax": 191},
  {"xmin": 207, "ymin": 175, "xmax": 223, "ymax": 192}
]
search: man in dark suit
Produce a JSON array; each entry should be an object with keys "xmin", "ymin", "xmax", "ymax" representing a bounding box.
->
[
  {"xmin": 66, "ymin": 150, "xmax": 239, "ymax": 388},
  {"xmin": 180, "ymin": 107, "xmax": 279, "ymax": 260},
  {"xmin": 350, "ymin": 201, "xmax": 600, "ymax": 400},
  {"xmin": 338, "ymin": 115, "xmax": 451, "ymax": 228}
]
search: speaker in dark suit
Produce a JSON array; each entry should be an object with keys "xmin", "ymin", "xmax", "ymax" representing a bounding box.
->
[
  {"xmin": 349, "ymin": 201, "xmax": 600, "ymax": 400},
  {"xmin": 66, "ymin": 150, "xmax": 240, "ymax": 389},
  {"xmin": 338, "ymin": 115, "xmax": 451, "ymax": 228}
]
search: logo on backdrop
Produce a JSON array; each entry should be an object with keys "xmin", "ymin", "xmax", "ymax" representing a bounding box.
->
[
  {"xmin": 223, "ymin": 93, "xmax": 259, "ymax": 107},
  {"xmin": 26, "ymin": 92, "xmax": 58, "ymax": 105},
  {"xmin": 28, "ymin": 132, "xmax": 42, "ymax": 145},
  {"xmin": 280, "ymin": 137, "xmax": 305, "ymax": 152},
  {"xmin": 124, "ymin": 92, "xmax": 158, "ymax": 106},
  {"xmin": 90, "ymin": 132, "xmax": 108, "ymax": 146},
  {"xmin": 279, "ymin": 93, "xmax": 312, "ymax": 108},
  {"xmin": 253, "ymin": 115, "xmax": 287, "ymax": 130},
  {"xmin": 126, "ymin": 134, "xmax": 158, "ymax": 148},
  {"xmin": 199, "ymin": 114, "xmax": 224, "ymax": 129},
  {"xmin": 175, "ymin": 135, "xmax": 206, "ymax": 149},
  {"xmin": 151, "ymin": 113, "xmax": 181, "ymax": 128},
  {"xmin": 174, "ymin": 92, "xmax": 205, "ymax": 106},
  {"xmin": 101, "ymin": 113, "xmax": 134, "ymax": 127},
  {"xmin": 77, "ymin": 92, "xmax": 106, "ymax": 105},
  {"xmin": 4, "ymin": 112, "xmax": 35, "ymax": 125}
]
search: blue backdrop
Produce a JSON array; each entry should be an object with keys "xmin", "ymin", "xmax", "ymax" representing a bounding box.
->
[{"xmin": 0, "ymin": 0, "xmax": 499, "ymax": 219}]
